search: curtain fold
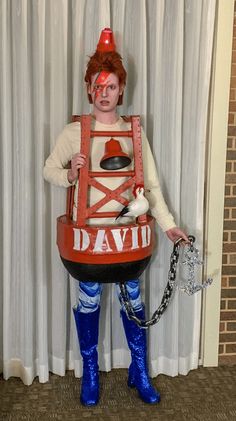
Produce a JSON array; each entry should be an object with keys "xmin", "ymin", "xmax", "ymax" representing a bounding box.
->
[{"xmin": 0, "ymin": 0, "xmax": 216, "ymax": 385}]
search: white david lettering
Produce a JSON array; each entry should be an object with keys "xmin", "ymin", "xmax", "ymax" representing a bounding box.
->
[
  {"xmin": 73, "ymin": 228, "xmax": 90, "ymax": 251},
  {"xmin": 73, "ymin": 225, "xmax": 151, "ymax": 253}
]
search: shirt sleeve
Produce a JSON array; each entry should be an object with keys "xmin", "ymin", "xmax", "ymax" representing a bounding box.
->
[
  {"xmin": 43, "ymin": 124, "xmax": 80, "ymax": 187},
  {"xmin": 142, "ymin": 129, "xmax": 176, "ymax": 232}
]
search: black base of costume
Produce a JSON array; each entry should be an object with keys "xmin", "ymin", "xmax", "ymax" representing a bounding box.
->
[{"xmin": 61, "ymin": 256, "xmax": 151, "ymax": 282}]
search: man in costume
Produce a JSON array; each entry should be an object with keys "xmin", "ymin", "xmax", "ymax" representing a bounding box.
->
[{"xmin": 43, "ymin": 28, "xmax": 188, "ymax": 406}]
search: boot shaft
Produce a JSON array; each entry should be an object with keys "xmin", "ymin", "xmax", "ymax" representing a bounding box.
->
[
  {"xmin": 73, "ymin": 306, "xmax": 100, "ymax": 358},
  {"xmin": 73, "ymin": 306, "xmax": 100, "ymax": 406},
  {"xmin": 121, "ymin": 307, "xmax": 147, "ymax": 357}
]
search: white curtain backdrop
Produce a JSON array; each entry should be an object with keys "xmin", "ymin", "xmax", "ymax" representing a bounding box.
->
[{"xmin": 0, "ymin": 0, "xmax": 216, "ymax": 385}]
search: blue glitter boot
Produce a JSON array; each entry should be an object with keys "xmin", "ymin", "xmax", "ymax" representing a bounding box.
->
[
  {"xmin": 73, "ymin": 307, "xmax": 100, "ymax": 406},
  {"xmin": 121, "ymin": 307, "xmax": 161, "ymax": 404}
]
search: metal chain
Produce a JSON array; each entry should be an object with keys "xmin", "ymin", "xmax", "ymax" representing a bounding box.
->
[{"xmin": 118, "ymin": 236, "xmax": 189, "ymax": 329}]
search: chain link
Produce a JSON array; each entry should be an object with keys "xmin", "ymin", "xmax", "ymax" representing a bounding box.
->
[{"xmin": 118, "ymin": 237, "xmax": 189, "ymax": 328}]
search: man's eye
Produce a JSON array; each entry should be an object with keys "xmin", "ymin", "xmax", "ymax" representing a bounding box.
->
[
  {"xmin": 94, "ymin": 85, "xmax": 102, "ymax": 90},
  {"xmin": 109, "ymin": 85, "xmax": 116, "ymax": 90}
]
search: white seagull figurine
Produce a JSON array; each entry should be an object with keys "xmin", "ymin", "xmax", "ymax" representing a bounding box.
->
[{"xmin": 116, "ymin": 184, "xmax": 149, "ymax": 220}]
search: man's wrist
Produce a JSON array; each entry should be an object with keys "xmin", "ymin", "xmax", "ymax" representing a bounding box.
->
[{"xmin": 67, "ymin": 169, "xmax": 76, "ymax": 184}]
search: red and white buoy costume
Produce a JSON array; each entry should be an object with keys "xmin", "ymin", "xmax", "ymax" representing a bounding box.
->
[
  {"xmin": 43, "ymin": 28, "xmax": 181, "ymax": 406},
  {"xmin": 43, "ymin": 117, "xmax": 176, "ymax": 231},
  {"xmin": 43, "ymin": 116, "xmax": 176, "ymax": 308}
]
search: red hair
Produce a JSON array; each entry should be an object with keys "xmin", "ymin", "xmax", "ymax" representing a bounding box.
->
[{"xmin": 84, "ymin": 51, "xmax": 127, "ymax": 105}]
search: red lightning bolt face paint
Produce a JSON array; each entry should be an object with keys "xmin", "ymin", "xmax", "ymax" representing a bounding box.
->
[
  {"xmin": 92, "ymin": 71, "xmax": 111, "ymax": 99},
  {"xmin": 89, "ymin": 72, "xmax": 122, "ymax": 122}
]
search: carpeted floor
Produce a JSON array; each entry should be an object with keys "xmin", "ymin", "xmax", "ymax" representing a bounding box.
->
[{"xmin": 0, "ymin": 366, "xmax": 236, "ymax": 421}]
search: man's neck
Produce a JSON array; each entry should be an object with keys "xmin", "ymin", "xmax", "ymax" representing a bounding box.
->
[{"xmin": 92, "ymin": 109, "xmax": 119, "ymax": 125}]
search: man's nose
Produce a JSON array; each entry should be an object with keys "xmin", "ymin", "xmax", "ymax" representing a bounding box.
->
[{"xmin": 101, "ymin": 86, "xmax": 108, "ymax": 97}]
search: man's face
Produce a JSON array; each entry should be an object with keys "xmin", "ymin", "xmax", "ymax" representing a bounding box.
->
[{"xmin": 88, "ymin": 71, "xmax": 123, "ymax": 113}]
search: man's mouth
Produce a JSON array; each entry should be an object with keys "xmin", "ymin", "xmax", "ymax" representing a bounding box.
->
[{"xmin": 100, "ymin": 100, "xmax": 110, "ymax": 106}]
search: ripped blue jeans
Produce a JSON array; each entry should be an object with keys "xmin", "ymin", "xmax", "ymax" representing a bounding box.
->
[{"xmin": 75, "ymin": 279, "xmax": 142, "ymax": 313}]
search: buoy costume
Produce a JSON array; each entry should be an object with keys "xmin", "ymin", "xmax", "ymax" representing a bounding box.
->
[
  {"xmin": 43, "ymin": 28, "xmax": 181, "ymax": 406},
  {"xmin": 43, "ymin": 117, "xmax": 175, "ymax": 231}
]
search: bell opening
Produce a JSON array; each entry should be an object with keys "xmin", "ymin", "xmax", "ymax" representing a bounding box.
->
[
  {"xmin": 100, "ymin": 138, "xmax": 131, "ymax": 170},
  {"xmin": 100, "ymin": 155, "xmax": 131, "ymax": 170}
]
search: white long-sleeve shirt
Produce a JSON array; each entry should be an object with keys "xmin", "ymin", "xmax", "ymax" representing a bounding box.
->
[{"xmin": 43, "ymin": 116, "xmax": 176, "ymax": 232}]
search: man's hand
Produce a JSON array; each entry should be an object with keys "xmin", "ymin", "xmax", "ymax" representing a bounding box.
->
[
  {"xmin": 166, "ymin": 227, "xmax": 189, "ymax": 245},
  {"xmin": 67, "ymin": 153, "xmax": 86, "ymax": 183}
]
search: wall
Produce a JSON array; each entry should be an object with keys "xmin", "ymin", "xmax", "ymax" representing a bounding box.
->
[{"xmin": 220, "ymin": 0, "xmax": 236, "ymax": 364}]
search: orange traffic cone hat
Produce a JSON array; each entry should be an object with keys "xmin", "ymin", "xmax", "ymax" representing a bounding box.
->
[
  {"xmin": 100, "ymin": 138, "xmax": 131, "ymax": 170},
  {"xmin": 96, "ymin": 28, "xmax": 116, "ymax": 53}
]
